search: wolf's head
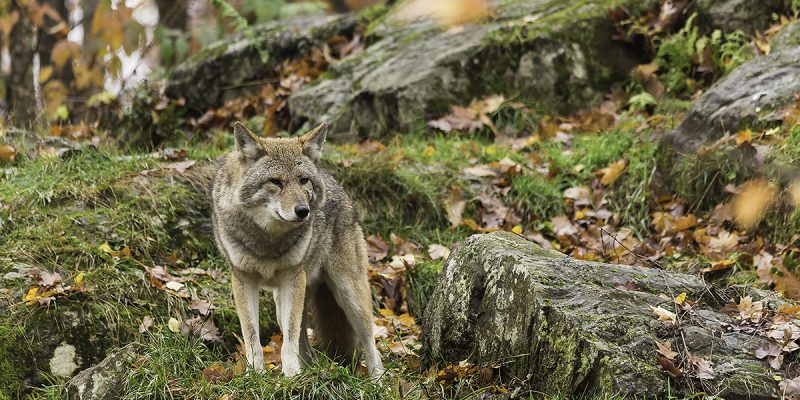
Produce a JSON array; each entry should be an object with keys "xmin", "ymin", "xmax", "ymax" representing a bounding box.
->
[{"xmin": 231, "ymin": 122, "xmax": 328, "ymax": 230}]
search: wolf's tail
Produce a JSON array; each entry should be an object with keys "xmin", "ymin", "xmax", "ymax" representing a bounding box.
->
[{"xmin": 307, "ymin": 281, "xmax": 360, "ymax": 363}]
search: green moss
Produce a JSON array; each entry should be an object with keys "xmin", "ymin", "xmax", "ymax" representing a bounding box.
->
[
  {"xmin": 667, "ymin": 145, "xmax": 754, "ymax": 211},
  {"xmin": 0, "ymin": 323, "xmax": 36, "ymax": 399}
]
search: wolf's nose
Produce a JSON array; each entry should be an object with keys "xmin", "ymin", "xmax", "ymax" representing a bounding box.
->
[{"xmin": 295, "ymin": 205, "xmax": 310, "ymax": 219}]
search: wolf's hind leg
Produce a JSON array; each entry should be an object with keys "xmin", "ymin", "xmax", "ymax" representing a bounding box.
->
[{"xmin": 324, "ymin": 269, "xmax": 385, "ymax": 378}]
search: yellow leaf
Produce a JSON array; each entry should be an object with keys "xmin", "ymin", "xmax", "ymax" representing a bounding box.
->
[
  {"xmin": 736, "ymin": 128, "xmax": 753, "ymax": 145},
  {"xmin": 23, "ymin": 287, "xmax": 40, "ymax": 303},
  {"xmin": 732, "ymin": 179, "xmax": 776, "ymax": 229},
  {"xmin": 168, "ymin": 318, "xmax": 181, "ymax": 333},
  {"xmin": 674, "ymin": 292, "xmax": 687, "ymax": 305},
  {"xmin": 599, "ymin": 159, "xmax": 626, "ymax": 186},
  {"xmin": 397, "ymin": 313, "xmax": 416, "ymax": 327},
  {"xmin": 42, "ymin": 80, "xmax": 68, "ymax": 114},
  {"xmin": 74, "ymin": 272, "xmax": 85, "ymax": 285},
  {"xmin": 98, "ymin": 242, "xmax": 113, "ymax": 253},
  {"xmin": 51, "ymin": 39, "xmax": 79, "ymax": 70},
  {"xmin": 511, "ymin": 225, "xmax": 523, "ymax": 234},
  {"xmin": 379, "ymin": 308, "xmax": 396, "ymax": 317},
  {"xmin": 423, "ymin": 145, "xmax": 435, "ymax": 157},
  {"xmin": 39, "ymin": 66, "xmax": 53, "ymax": 83}
]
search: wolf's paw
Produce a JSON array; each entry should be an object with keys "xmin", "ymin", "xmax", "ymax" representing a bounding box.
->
[{"xmin": 281, "ymin": 359, "xmax": 302, "ymax": 377}]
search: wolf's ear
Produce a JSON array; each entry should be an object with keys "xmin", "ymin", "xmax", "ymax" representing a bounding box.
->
[
  {"xmin": 234, "ymin": 122, "xmax": 264, "ymax": 160},
  {"xmin": 300, "ymin": 122, "xmax": 327, "ymax": 162}
]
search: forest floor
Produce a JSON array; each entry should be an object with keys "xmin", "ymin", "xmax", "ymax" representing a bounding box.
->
[{"xmin": 3, "ymin": 6, "xmax": 800, "ymax": 400}]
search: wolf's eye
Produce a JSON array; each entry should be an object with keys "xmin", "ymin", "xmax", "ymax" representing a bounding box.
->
[
  {"xmin": 299, "ymin": 177, "xmax": 310, "ymax": 185},
  {"xmin": 269, "ymin": 178, "xmax": 283, "ymax": 188}
]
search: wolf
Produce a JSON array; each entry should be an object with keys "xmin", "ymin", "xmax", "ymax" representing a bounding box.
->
[{"xmin": 211, "ymin": 121, "xmax": 384, "ymax": 378}]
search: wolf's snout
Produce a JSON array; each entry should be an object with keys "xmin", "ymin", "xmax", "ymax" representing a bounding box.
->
[{"xmin": 294, "ymin": 205, "xmax": 310, "ymax": 219}]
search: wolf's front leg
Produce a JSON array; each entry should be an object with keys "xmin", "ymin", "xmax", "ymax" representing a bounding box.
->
[
  {"xmin": 231, "ymin": 270, "xmax": 265, "ymax": 372},
  {"xmin": 275, "ymin": 269, "xmax": 307, "ymax": 377}
]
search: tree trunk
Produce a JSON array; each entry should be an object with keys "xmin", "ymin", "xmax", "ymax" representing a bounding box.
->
[
  {"xmin": 7, "ymin": 1, "xmax": 37, "ymax": 127},
  {"xmin": 155, "ymin": 0, "xmax": 187, "ymax": 31}
]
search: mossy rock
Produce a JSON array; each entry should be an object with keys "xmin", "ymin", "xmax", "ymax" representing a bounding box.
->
[
  {"xmin": 423, "ymin": 232, "xmax": 784, "ymax": 398},
  {"xmin": 662, "ymin": 21, "xmax": 800, "ymax": 155},
  {"xmin": 289, "ymin": 0, "xmax": 644, "ymax": 141},
  {"xmin": 165, "ymin": 13, "xmax": 366, "ymax": 112}
]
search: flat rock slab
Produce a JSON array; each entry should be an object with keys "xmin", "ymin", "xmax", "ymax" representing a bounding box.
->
[
  {"xmin": 423, "ymin": 232, "xmax": 784, "ymax": 398},
  {"xmin": 662, "ymin": 21, "xmax": 800, "ymax": 154},
  {"xmin": 289, "ymin": 0, "xmax": 641, "ymax": 140}
]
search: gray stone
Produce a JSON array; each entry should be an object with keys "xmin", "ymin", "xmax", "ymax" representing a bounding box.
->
[
  {"xmin": 289, "ymin": 0, "xmax": 641, "ymax": 140},
  {"xmin": 165, "ymin": 13, "xmax": 364, "ymax": 112},
  {"xmin": 66, "ymin": 343, "xmax": 143, "ymax": 400},
  {"xmin": 423, "ymin": 232, "xmax": 782, "ymax": 399},
  {"xmin": 662, "ymin": 21, "xmax": 800, "ymax": 155},
  {"xmin": 696, "ymin": 0, "xmax": 788, "ymax": 34}
]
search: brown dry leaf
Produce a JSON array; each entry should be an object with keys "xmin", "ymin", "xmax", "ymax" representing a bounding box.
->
[
  {"xmin": 203, "ymin": 362, "xmax": 232, "ymax": 384},
  {"xmin": 51, "ymin": 39, "xmax": 80, "ymax": 70},
  {"xmin": 656, "ymin": 353, "xmax": 683, "ymax": 378},
  {"xmin": 366, "ymin": 234, "xmax": 388, "ymax": 263},
  {"xmin": 181, "ymin": 317, "xmax": 221, "ymax": 342},
  {"xmin": 649, "ymin": 305, "xmax": 677, "ymax": 324},
  {"xmin": 138, "ymin": 315, "xmax": 153, "ymax": 333},
  {"xmin": 655, "ymin": 0, "xmax": 690, "ymax": 32},
  {"xmin": 0, "ymin": 144, "xmax": 16, "ymax": 163},
  {"xmin": 686, "ymin": 353, "xmax": 715, "ymax": 380},
  {"xmin": 598, "ymin": 159, "xmax": 626, "ymax": 186},
  {"xmin": 462, "ymin": 165, "xmax": 498, "ymax": 178},
  {"xmin": 189, "ymin": 299, "xmax": 216, "ymax": 316},
  {"xmin": 737, "ymin": 296, "xmax": 764, "ymax": 322},
  {"xmin": 444, "ymin": 186, "xmax": 466, "ymax": 228},
  {"xmin": 263, "ymin": 335, "xmax": 283, "ymax": 365},
  {"xmin": 732, "ymin": 179, "xmax": 776, "ymax": 229},
  {"xmin": 707, "ymin": 230, "xmax": 739, "ymax": 253},
  {"xmin": 655, "ymin": 340, "xmax": 678, "ymax": 360},
  {"xmin": 477, "ymin": 194, "xmax": 508, "ymax": 229},
  {"xmin": 780, "ymin": 376, "xmax": 800, "ymax": 399}
]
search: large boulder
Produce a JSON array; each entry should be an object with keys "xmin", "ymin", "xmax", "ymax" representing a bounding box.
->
[
  {"xmin": 165, "ymin": 13, "xmax": 364, "ymax": 112},
  {"xmin": 423, "ymin": 232, "xmax": 784, "ymax": 399},
  {"xmin": 289, "ymin": 0, "xmax": 642, "ymax": 140},
  {"xmin": 662, "ymin": 21, "xmax": 800, "ymax": 155},
  {"xmin": 696, "ymin": 0, "xmax": 790, "ymax": 34}
]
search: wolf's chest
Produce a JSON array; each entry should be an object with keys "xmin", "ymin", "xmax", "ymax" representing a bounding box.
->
[{"xmin": 220, "ymin": 228, "xmax": 312, "ymax": 286}]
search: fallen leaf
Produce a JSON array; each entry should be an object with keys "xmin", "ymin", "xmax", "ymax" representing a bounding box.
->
[
  {"xmin": 181, "ymin": 317, "xmax": 221, "ymax": 342},
  {"xmin": 165, "ymin": 281, "xmax": 184, "ymax": 291},
  {"xmin": 444, "ymin": 186, "xmax": 466, "ymax": 228},
  {"xmin": 674, "ymin": 292, "xmax": 687, "ymax": 305},
  {"xmin": 0, "ymin": 144, "xmax": 16, "ymax": 163},
  {"xmin": 656, "ymin": 353, "xmax": 683, "ymax": 378},
  {"xmin": 686, "ymin": 353, "xmax": 716, "ymax": 380},
  {"xmin": 732, "ymin": 179, "xmax": 776, "ymax": 229},
  {"xmin": 737, "ymin": 296, "xmax": 764, "ymax": 322},
  {"xmin": 655, "ymin": 340, "xmax": 678, "ymax": 360},
  {"xmin": 163, "ymin": 160, "xmax": 196, "ymax": 173},
  {"xmin": 139, "ymin": 315, "xmax": 153, "ymax": 333},
  {"xmin": 366, "ymin": 234, "xmax": 388, "ymax": 263},
  {"xmin": 650, "ymin": 305, "xmax": 677, "ymax": 324},
  {"xmin": 428, "ymin": 244, "xmax": 450, "ymax": 260},
  {"xmin": 203, "ymin": 362, "xmax": 232, "ymax": 384},
  {"xmin": 598, "ymin": 159, "xmax": 626, "ymax": 185},
  {"xmin": 189, "ymin": 299, "xmax": 216, "ymax": 316},
  {"xmin": 168, "ymin": 317, "xmax": 181, "ymax": 333}
]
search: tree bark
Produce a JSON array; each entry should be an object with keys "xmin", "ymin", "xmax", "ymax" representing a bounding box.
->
[{"xmin": 7, "ymin": 1, "xmax": 37, "ymax": 127}]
